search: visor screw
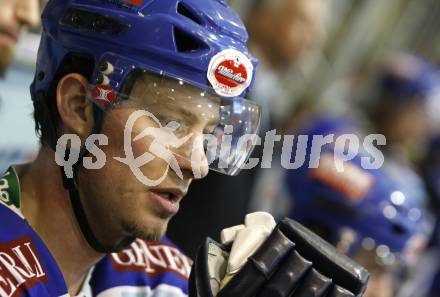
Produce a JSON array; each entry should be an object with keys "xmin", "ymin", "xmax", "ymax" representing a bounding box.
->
[
  {"xmin": 100, "ymin": 61, "xmax": 114, "ymax": 76},
  {"xmin": 96, "ymin": 73, "xmax": 110, "ymax": 85}
]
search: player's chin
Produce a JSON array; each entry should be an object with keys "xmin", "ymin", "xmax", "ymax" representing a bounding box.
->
[{"xmin": 124, "ymin": 213, "xmax": 170, "ymax": 242}]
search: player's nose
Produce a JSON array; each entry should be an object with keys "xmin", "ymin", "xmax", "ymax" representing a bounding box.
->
[
  {"xmin": 174, "ymin": 136, "xmax": 209, "ymax": 180},
  {"xmin": 15, "ymin": 0, "xmax": 40, "ymax": 29}
]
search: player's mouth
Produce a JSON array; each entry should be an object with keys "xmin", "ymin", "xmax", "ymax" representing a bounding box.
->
[
  {"xmin": 0, "ymin": 28, "xmax": 19, "ymax": 46},
  {"xmin": 149, "ymin": 187, "xmax": 186, "ymax": 216}
]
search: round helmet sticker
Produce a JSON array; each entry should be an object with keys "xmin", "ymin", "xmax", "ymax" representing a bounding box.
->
[{"xmin": 207, "ymin": 49, "xmax": 254, "ymax": 97}]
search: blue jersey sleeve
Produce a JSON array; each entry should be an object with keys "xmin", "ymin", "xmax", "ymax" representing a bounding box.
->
[{"xmin": 0, "ymin": 203, "xmax": 68, "ymax": 297}]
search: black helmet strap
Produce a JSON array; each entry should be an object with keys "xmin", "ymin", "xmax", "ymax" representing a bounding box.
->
[{"xmin": 59, "ymin": 106, "xmax": 135, "ymax": 254}]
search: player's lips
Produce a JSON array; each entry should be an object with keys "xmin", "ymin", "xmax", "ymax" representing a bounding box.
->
[
  {"xmin": 0, "ymin": 28, "xmax": 19, "ymax": 45},
  {"xmin": 149, "ymin": 187, "xmax": 187, "ymax": 215}
]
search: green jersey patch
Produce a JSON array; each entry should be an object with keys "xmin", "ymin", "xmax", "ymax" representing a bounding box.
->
[{"xmin": 0, "ymin": 167, "xmax": 20, "ymax": 209}]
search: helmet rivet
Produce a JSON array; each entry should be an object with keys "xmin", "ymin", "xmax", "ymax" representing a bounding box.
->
[
  {"xmin": 92, "ymin": 17, "xmax": 105, "ymax": 31},
  {"xmin": 71, "ymin": 13, "xmax": 81, "ymax": 25},
  {"xmin": 37, "ymin": 71, "xmax": 45, "ymax": 81}
]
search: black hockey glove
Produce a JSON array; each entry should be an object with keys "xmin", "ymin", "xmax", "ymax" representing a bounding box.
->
[{"xmin": 189, "ymin": 216, "xmax": 369, "ymax": 297}]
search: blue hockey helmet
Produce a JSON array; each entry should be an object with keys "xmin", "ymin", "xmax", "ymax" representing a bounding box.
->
[
  {"xmin": 31, "ymin": 0, "xmax": 258, "ymax": 97},
  {"xmin": 30, "ymin": 0, "xmax": 262, "ymax": 176},
  {"xmin": 286, "ymin": 116, "xmax": 430, "ymax": 261}
]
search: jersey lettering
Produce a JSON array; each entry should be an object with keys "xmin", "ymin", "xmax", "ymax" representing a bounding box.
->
[
  {"xmin": 111, "ymin": 240, "xmax": 192, "ymax": 280},
  {"xmin": 0, "ymin": 237, "xmax": 47, "ymax": 297}
]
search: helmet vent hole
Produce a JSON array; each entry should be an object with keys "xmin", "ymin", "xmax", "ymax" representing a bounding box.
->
[
  {"xmin": 391, "ymin": 224, "xmax": 406, "ymax": 235},
  {"xmin": 177, "ymin": 2, "xmax": 203, "ymax": 25},
  {"xmin": 174, "ymin": 27, "xmax": 205, "ymax": 53},
  {"xmin": 38, "ymin": 72, "xmax": 45, "ymax": 81}
]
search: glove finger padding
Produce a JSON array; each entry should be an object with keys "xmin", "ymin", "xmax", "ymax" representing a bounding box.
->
[
  {"xmin": 277, "ymin": 218, "xmax": 369, "ymax": 296},
  {"xmin": 290, "ymin": 268, "xmax": 332, "ymax": 297},
  {"xmin": 255, "ymin": 250, "xmax": 312, "ymax": 297},
  {"xmin": 218, "ymin": 228, "xmax": 295, "ymax": 297},
  {"xmin": 189, "ymin": 218, "xmax": 369, "ymax": 297}
]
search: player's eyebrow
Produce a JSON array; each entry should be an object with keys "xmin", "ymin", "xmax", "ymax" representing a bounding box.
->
[
  {"xmin": 176, "ymin": 105, "xmax": 198, "ymax": 119},
  {"xmin": 176, "ymin": 104, "xmax": 219, "ymax": 125}
]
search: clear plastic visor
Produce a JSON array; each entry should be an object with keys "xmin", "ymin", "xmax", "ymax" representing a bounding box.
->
[{"xmin": 89, "ymin": 71, "xmax": 261, "ymax": 177}]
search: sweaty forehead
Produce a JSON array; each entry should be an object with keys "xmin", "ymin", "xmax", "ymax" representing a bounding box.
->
[
  {"xmin": 283, "ymin": 0, "xmax": 325, "ymax": 15},
  {"xmin": 128, "ymin": 71, "xmax": 221, "ymax": 107}
]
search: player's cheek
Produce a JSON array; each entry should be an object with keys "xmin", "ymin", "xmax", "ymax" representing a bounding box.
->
[
  {"xmin": 130, "ymin": 138, "xmax": 169, "ymax": 181},
  {"xmin": 98, "ymin": 111, "xmax": 170, "ymax": 182}
]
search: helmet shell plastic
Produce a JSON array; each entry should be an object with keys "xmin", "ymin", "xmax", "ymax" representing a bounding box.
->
[{"xmin": 31, "ymin": 0, "xmax": 258, "ymax": 99}]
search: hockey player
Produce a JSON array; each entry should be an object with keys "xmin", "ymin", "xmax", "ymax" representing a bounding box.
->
[
  {"xmin": 0, "ymin": 0, "xmax": 40, "ymax": 77},
  {"xmin": 365, "ymin": 53, "xmax": 440, "ymax": 165},
  {"xmin": 285, "ymin": 116, "xmax": 432, "ymax": 297},
  {"xmin": 0, "ymin": 0, "xmax": 368, "ymax": 296},
  {"xmin": 168, "ymin": 0, "xmax": 329, "ymax": 259}
]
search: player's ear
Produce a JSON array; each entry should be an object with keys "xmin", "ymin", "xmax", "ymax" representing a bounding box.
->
[{"xmin": 56, "ymin": 73, "xmax": 94, "ymax": 140}]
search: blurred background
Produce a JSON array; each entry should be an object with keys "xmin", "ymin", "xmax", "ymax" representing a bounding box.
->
[
  {"xmin": 4, "ymin": 0, "xmax": 440, "ymax": 170},
  {"xmin": 0, "ymin": 14, "xmax": 40, "ymax": 170},
  {"xmin": 3, "ymin": 0, "xmax": 440, "ymax": 296},
  {"xmin": 6, "ymin": 0, "xmax": 440, "ymax": 149},
  {"xmin": 233, "ymin": 0, "xmax": 440, "ymax": 109}
]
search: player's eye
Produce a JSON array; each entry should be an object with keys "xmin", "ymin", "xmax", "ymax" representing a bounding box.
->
[
  {"xmin": 159, "ymin": 116, "xmax": 192, "ymax": 134},
  {"xmin": 204, "ymin": 123, "xmax": 219, "ymax": 135}
]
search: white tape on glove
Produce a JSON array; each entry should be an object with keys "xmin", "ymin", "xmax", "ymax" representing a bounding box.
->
[{"xmin": 218, "ymin": 212, "xmax": 276, "ymax": 289}]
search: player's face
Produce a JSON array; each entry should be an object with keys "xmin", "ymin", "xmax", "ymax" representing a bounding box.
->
[
  {"xmin": 386, "ymin": 101, "xmax": 430, "ymax": 147},
  {"xmin": 353, "ymin": 249, "xmax": 395, "ymax": 297},
  {"xmin": 0, "ymin": 0, "xmax": 40, "ymax": 76},
  {"xmin": 272, "ymin": 0, "xmax": 326, "ymax": 63},
  {"xmin": 77, "ymin": 74, "xmax": 219, "ymax": 250},
  {"xmin": 363, "ymin": 272, "xmax": 393, "ymax": 297}
]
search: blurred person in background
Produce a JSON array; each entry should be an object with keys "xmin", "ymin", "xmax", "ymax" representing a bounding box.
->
[
  {"xmin": 0, "ymin": 0, "xmax": 40, "ymax": 78},
  {"xmin": 246, "ymin": 0, "xmax": 327, "ymax": 126},
  {"xmin": 289, "ymin": 54, "xmax": 439, "ymax": 297},
  {"xmin": 285, "ymin": 116, "xmax": 432, "ymax": 297},
  {"xmin": 246, "ymin": 0, "xmax": 329, "ymax": 217},
  {"xmin": 360, "ymin": 53, "xmax": 440, "ymax": 217},
  {"xmin": 365, "ymin": 53, "xmax": 440, "ymax": 166},
  {"xmin": 408, "ymin": 138, "xmax": 440, "ymax": 297},
  {"xmin": 167, "ymin": 0, "xmax": 329, "ymax": 257},
  {"xmin": 0, "ymin": 0, "xmax": 41, "ymax": 171}
]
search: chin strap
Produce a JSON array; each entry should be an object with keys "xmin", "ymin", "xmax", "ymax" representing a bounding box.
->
[{"xmin": 60, "ymin": 106, "xmax": 135, "ymax": 254}]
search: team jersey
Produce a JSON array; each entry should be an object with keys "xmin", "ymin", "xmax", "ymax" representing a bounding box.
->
[
  {"xmin": 0, "ymin": 167, "xmax": 191, "ymax": 297},
  {"xmin": 90, "ymin": 238, "xmax": 191, "ymax": 296}
]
